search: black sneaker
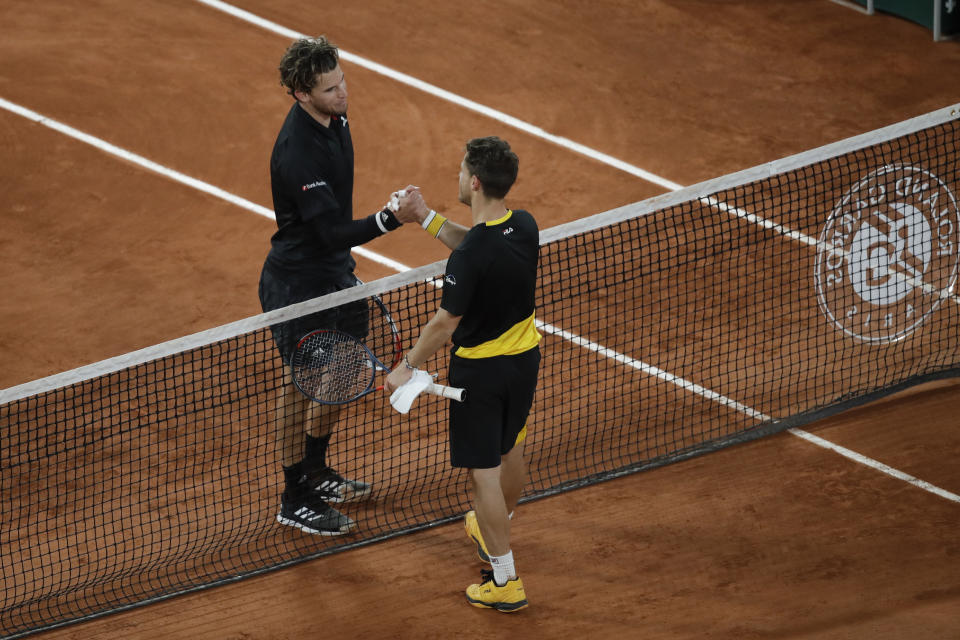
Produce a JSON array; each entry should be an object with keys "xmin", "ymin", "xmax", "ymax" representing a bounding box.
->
[
  {"xmin": 307, "ymin": 466, "xmax": 372, "ymax": 504},
  {"xmin": 277, "ymin": 492, "xmax": 356, "ymax": 536}
]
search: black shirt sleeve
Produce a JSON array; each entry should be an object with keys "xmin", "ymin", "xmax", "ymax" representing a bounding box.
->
[
  {"xmin": 305, "ymin": 199, "xmax": 399, "ymax": 252},
  {"xmin": 283, "ymin": 155, "xmax": 399, "ymax": 252}
]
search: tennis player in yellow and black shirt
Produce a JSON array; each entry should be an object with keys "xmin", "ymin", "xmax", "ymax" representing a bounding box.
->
[{"xmin": 386, "ymin": 137, "xmax": 540, "ymax": 613}]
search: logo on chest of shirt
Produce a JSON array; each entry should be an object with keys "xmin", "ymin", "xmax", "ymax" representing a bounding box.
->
[
  {"xmin": 444, "ymin": 274, "xmax": 457, "ymax": 286},
  {"xmin": 502, "ymin": 227, "xmax": 514, "ymax": 235},
  {"xmin": 302, "ymin": 180, "xmax": 328, "ymax": 192}
]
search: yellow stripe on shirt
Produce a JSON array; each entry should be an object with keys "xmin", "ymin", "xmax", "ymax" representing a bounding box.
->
[
  {"xmin": 454, "ymin": 311, "xmax": 541, "ymax": 359},
  {"xmin": 486, "ymin": 210, "xmax": 513, "ymax": 226}
]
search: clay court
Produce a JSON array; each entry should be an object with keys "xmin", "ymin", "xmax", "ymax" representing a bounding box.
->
[{"xmin": 1, "ymin": 1, "xmax": 959, "ymax": 638}]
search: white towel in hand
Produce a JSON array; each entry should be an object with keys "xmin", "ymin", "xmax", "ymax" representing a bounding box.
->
[{"xmin": 389, "ymin": 369, "xmax": 433, "ymax": 414}]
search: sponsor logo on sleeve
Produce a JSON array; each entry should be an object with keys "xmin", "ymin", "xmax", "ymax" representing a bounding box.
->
[{"xmin": 302, "ymin": 180, "xmax": 328, "ymax": 192}]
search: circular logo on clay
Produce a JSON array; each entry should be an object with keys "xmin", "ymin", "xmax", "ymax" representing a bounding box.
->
[{"xmin": 814, "ymin": 164, "xmax": 959, "ymax": 343}]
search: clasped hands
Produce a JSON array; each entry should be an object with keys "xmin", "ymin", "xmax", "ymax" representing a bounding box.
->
[{"xmin": 386, "ymin": 185, "xmax": 431, "ymax": 225}]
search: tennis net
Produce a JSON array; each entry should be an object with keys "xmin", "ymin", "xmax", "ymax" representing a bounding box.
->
[{"xmin": 2, "ymin": 104, "xmax": 959, "ymax": 638}]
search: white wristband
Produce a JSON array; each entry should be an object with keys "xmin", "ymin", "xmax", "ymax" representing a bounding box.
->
[
  {"xmin": 421, "ymin": 210, "xmax": 437, "ymax": 230},
  {"xmin": 374, "ymin": 209, "xmax": 390, "ymax": 234}
]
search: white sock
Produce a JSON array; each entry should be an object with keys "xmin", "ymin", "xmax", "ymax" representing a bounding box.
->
[{"xmin": 490, "ymin": 550, "xmax": 516, "ymax": 586}]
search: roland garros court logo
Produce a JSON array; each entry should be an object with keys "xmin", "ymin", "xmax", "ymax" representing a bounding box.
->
[{"xmin": 814, "ymin": 164, "xmax": 959, "ymax": 343}]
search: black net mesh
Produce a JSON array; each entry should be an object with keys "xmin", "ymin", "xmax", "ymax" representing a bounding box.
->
[{"xmin": 2, "ymin": 114, "xmax": 959, "ymax": 638}]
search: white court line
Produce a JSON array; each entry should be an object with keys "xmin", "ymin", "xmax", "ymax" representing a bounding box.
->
[
  {"xmin": 194, "ymin": 0, "xmax": 960, "ymax": 309},
  {"xmin": 191, "ymin": 0, "xmax": 684, "ymax": 192},
  {"xmin": 0, "ymin": 97, "xmax": 411, "ymax": 275},
  {"xmin": 190, "ymin": 2, "xmax": 820, "ymax": 255},
  {"xmin": 702, "ymin": 196, "xmax": 818, "ymax": 248},
  {"xmin": 788, "ymin": 428, "xmax": 960, "ymax": 503},
  {"xmin": 5, "ymin": 7, "xmax": 958, "ymax": 502},
  {"xmin": 542, "ymin": 308, "xmax": 959, "ymax": 505},
  {"xmin": 536, "ymin": 320, "xmax": 769, "ymax": 420},
  {"xmin": 705, "ymin": 194, "xmax": 960, "ymax": 305}
]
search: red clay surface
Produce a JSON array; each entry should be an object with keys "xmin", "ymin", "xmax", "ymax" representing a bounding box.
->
[{"xmin": 1, "ymin": 0, "xmax": 959, "ymax": 638}]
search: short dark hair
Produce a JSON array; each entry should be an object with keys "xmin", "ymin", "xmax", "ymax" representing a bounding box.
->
[
  {"xmin": 464, "ymin": 137, "xmax": 519, "ymax": 199},
  {"xmin": 278, "ymin": 36, "xmax": 340, "ymax": 97}
]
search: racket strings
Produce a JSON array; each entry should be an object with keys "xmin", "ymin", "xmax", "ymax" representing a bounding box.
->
[{"xmin": 293, "ymin": 332, "xmax": 373, "ymax": 402}]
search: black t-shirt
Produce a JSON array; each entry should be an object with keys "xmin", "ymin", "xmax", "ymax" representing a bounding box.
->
[
  {"xmin": 441, "ymin": 209, "xmax": 540, "ymax": 351},
  {"xmin": 266, "ymin": 103, "xmax": 356, "ymax": 282}
]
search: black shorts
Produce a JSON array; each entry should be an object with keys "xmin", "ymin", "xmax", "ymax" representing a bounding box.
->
[
  {"xmin": 447, "ymin": 347, "xmax": 540, "ymax": 469},
  {"xmin": 258, "ymin": 263, "xmax": 368, "ymax": 364}
]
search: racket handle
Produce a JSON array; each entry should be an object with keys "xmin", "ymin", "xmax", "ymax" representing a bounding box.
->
[{"xmin": 428, "ymin": 383, "xmax": 466, "ymax": 402}]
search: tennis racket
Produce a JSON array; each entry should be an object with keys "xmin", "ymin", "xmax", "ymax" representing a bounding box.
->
[
  {"xmin": 365, "ymin": 292, "xmax": 403, "ymax": 372},
  {"xmin": 291, "ymin": 329, "xmax": 465, "ymax": 404}
]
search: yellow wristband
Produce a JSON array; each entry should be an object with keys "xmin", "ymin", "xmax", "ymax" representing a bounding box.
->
[{"xmin": 425, "ymin": 211, "xmax": 447, "ymax": 238}]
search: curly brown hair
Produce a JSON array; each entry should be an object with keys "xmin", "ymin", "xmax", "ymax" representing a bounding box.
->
[
  {"xmin": 464, "ymin": 137, "xmax": 519, "ymax": 199},
  {"xmin": 278, "ymin": 36, "xmax": 340, "ymax": 97}
]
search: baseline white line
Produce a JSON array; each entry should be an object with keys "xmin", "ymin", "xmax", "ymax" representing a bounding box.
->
[
  {"xmin": 0, "ymin": 97, "xmax": 270, "ymax": 217},
  {"xmin": 701, "ymin": 196, "xmax": 818, "ymax": 247},
  {"xmin": 0, "ymin": 97, "xmax": 411, "ymax": 274},
  {"xmin": 788, "ymin": 428, "xmax": 960, "ymax": 504},
  {"xmin": 537, "ymin": 320, "xmax": 769, "ymax": 420},
  {"xmin": 704, "ymin": 194, "xmax": 960, "ymax": 305},
  {"xmin": 191, "ymin": 0, "xmax": 683, "ymax": 192}
]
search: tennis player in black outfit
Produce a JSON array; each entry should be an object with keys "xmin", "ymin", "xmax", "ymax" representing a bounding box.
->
[
  {"xmin": 386, "ymin": 137, "xmax": 540, "ymax": 612},
  {"xmin": 259, "ymin": 36, "xmax": 417, "ymax": 536}
]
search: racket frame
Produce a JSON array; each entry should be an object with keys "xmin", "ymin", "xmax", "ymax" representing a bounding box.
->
[{"xmin": 290, "ymin": 294, "xmax": 465, "ymax": 404}]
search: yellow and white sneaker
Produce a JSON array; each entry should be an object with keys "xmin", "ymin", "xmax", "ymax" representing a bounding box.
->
[
  {"xmin": 465, "ymin": 569, "xmax": 528, "ymax": 612},
  {"xmin": 464, "ymin": 510, "xmax": 490, "ymax": 563}
]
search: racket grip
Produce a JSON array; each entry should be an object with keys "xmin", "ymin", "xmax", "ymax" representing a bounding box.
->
[{"xmin": 428, "ymin": 383, "xmax": 466, "ymax": 402}]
